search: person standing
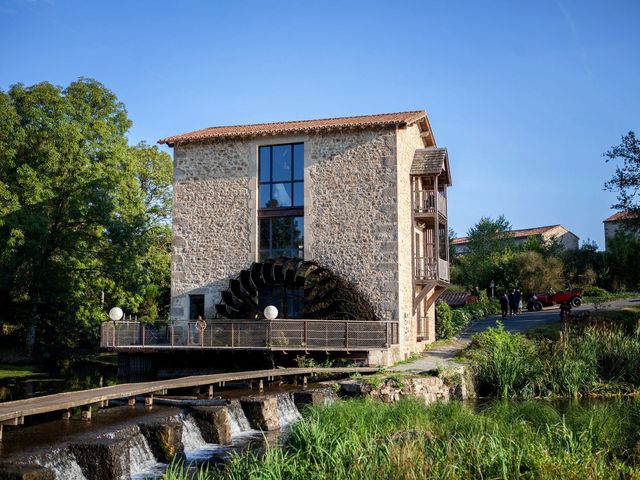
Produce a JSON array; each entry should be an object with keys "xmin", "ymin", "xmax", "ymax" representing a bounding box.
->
[
  {"xmin": 514, "ymin": 288, "xmax": 523, "ymax": 315},
  {"xmin": 508, "ymin": 289, "xmax": 516, "ymax": 317},
  {"xmin": 500, "ymin": 292, "xmax": 509, "ymax": 320}
]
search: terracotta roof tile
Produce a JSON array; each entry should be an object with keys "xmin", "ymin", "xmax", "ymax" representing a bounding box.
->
[
  {"xmin": 604, "ymin": 211, "xmax": 633, "ymax": 222},
  {"xmin": 159, "ymin": 111, "xmax": 426, "ymax": 145}
]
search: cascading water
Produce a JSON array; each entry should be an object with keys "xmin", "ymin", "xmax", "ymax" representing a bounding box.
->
[
  {"xmin": 227, "ymin": 400, "xmax": 254, "ymax": 437},
  {"xmin": 128, "ymin": 431, "xmax": 166, "ymax": 480},
  {"xmin": 32, "ymin": 448, "xmax": 87, "ymax": 480},
  {"xmin": 276, "ymin": 393, "xmax": 301, "ymax": 427},
  {"xmin": 181, "ymin": 413, "xmax": 225, "ymax": 461}
]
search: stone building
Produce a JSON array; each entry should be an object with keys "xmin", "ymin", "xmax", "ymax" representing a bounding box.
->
[
  {"xmin": 603, "ymin": 211, "xmax": 640, "ymax": 251},
  {"xmin": 452, "ymin": 224, "xmax": 579, "ymax": 255},
  {"xmin": 146, "ymin": 111, "xmax": 451, "ymax": 366}
]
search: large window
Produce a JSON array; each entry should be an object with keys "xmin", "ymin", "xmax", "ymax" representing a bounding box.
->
[{"xmin": 259, "ymin": 143, "xmax": 304, "ymax": 260}]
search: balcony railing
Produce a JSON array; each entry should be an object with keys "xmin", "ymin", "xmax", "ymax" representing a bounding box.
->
[
  {"xmin": 414, "ymin": 190, "xmax": 447, "ymax": 218},
  {"xmin": 437, "ymin": 191, "xmax": 447, "ymax": 218},
  {"xmin": 415, "ymin": 257, "xmax": 449, "ymax": 282},
  {"xmin": 415, "ymin": 256, "xmax": 437, "ymax": 280},
  {"xmin": 438, "ymin": 258, "xmax": 450, "ymax": 282},
  {"xmin": 100, "ymin": 319, "xmax": 399, "ymax": 351}
]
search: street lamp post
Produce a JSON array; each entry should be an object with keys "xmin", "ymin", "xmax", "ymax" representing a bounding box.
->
[{"xmin": 490, "ymin": 280, "xmax": 495, "ymax": 302}]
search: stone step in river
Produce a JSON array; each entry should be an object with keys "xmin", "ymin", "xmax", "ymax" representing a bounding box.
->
[{"xmin": 0, "ymin": 387, "xmax": 334, "ymax": 480}]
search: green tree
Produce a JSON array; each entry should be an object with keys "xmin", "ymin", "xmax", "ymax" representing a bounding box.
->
[
  {"xmin": 0, "ymin": 79, "xmax": 172, "ymax": 357},
  {"xmin": 465, "ymin": 215, "xmax": 514, "ymax": 256},
  {"xmin": 605, "ymin": 230, "xmax": 640, "ymax": 291},
  {"xmin": 562, "ymin": 241, "xmax": 606, "ymax": 288},
  {"xmin": 604, "ymin": 131, "xmax": 640, "ymax": 231}
]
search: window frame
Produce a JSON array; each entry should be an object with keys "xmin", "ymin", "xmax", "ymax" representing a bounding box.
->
[{"xmin": 258, "ymin": 142, "xmax": 304, "ymax": 260}]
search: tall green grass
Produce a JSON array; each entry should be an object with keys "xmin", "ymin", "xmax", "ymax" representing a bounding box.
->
[
  {"xmin": 468, "ymin": 322, "xmax": 640, "ymax": 398},
  {"xmin": 162, "ymin": 398, "xmax": 640, "ymax": 479}
]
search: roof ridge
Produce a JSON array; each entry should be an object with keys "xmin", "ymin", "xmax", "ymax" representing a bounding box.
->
[
  {"xmin": 194, "ymin": 110, "xmax": 425, "ymax": 132},
  {"xmin": 159, "ymin": 110, "xmax": 427, "ymax": 144}
]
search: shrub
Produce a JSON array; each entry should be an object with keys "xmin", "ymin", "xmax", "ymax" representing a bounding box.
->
[
  {"xmin": 468, "ymin": 324, "xmax": 540, "ymax": 398},
  {"xmin": 435, "ymin": 301, "xmax": 454, "ymax": 340},
  {"xmin": 451, "ymin": 310, "xmax": 470, "ymax": 331},
  {"xmin": 584, "ymin": 286, "xmax": 610, "ymax": 298}
]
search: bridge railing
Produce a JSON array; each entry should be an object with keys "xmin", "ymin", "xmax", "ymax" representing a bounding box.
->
[{"xmin": 101, "ymin": 319, "xmax": 399, "ymax": 351}]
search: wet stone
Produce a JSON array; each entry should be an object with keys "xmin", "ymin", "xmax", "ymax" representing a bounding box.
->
[
  {"xmin": 292, "ymin": 389, "xmax": 333, "ymax": 410},
  {"xmin": 138, "ymin": 421, "xmax": 184, "ymax": 463},
  {"xmin": 0, "ymin": 464, "xmax": 55, "ymax": 480},
  {"xmin": 69, "ymin": 438, "xmax": 129, "ymax": 480},
  {"xmin": 240, "ymin": 396, "xmax": 280, "ymax": 431},
  {"xmin": 188, "ymin": 406, "xmax": 231, "ymax": 444}
]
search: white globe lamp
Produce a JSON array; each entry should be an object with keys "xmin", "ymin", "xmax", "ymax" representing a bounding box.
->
[
  {"xmin": 109, "ymin": 307, "xmax": 124, "ymax": 321},
  {"xmin": 263, "ymin": 305, "xmax": 278, "ymax": 320}
]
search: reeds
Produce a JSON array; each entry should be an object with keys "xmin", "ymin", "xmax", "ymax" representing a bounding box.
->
[
  {"xmin": 163, "ymin": 398, "xmax": 640, "ymax": 479},
  {"xmin": 469, "ymin": 322, "xmax": 640, "ymax": 398}
]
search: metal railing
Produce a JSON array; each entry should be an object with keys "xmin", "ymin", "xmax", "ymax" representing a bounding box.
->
[
  {"xmin": 414, "ymin": 189, "xmax": 447, "ymax": 218},
  {"xmin": 101, "ymin": 319, "xmax": 399, "ymax": 351}
]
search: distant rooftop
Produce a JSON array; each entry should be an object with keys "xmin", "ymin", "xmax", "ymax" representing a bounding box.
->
[
  {"xmin": 604, "ymin": 211, "xmax": 635, "ymax": 222},
  {"xmin": 159, "ymin": 110, "xmax": 431, "ymax": 146},
  {"xmin": 453, "ymin": 224, "xmax": 568, "ymax": 245}
]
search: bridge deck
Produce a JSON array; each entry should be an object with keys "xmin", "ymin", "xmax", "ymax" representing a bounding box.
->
[{"xmin": 0, "ymin": 367, "xmax": 377, "ymax": 429}]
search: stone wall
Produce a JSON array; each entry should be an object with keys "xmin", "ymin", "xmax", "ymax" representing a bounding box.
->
[
  {"xmin": 171, "ymin": 141, "xmax": 253, "ymax": 319},
  {"xmin": 396, "ymin": 125, "xmax": 428, "ymax": 354},
  {"xmin": 305, "ymin": 129, "xmax": 399, "ymax": 321}
]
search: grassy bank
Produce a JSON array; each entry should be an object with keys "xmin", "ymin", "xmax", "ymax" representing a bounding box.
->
[
  {"xmin": 467, "ymin": 307, "xmax": 640, "ymax": 398},
  {"xmin": 0, "ymin": 364, "xmax": 44, "ymax": 379},
  {"xmin": 162, "ymin": 398, "xmax": 640, "ymax": 479}
]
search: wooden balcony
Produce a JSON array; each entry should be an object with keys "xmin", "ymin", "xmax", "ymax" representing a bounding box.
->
[
  {"xmin": 414, "ymin": 190, "xmax": 447, "ymax": 219},
  {"xmin": 415, "ymin": 256, "xmax": 449, "ymax": 283},
  {"xmin": 100, "ymin": 319, "xmax": 400, "ymax": 352}
]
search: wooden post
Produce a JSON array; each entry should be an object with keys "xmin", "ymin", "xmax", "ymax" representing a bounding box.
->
[
  {"xmin": 145, "ymin": 394, "xmax": 153, "ymax": 407},
  {"xmin": 258, "ymin": 379, "xmax": 264, "ymax": 392},
  {"xmin": 207, "ymin": 385, "xmax": 214, "ymax": 399},
  {"xmin": 302, "ymin": 376, "xmax": 307, "ymax": 389},
  {"xmin": 81, "ymin": 406, "xmax": 92, "ymax": 421},
  {"xmin": 62, "ymin": 409, "xmax": 72, "ymax": 420},
  {"xmin": 100, "ymin": 399, "xmax": 109, "ymax": 408},
  {"xmin": 128, "ymin": 396, "xmax": 136, "ymax": 406},
  {"xmin": 344, "ymin": 322, "xmax": 349, "ymax": 348}
]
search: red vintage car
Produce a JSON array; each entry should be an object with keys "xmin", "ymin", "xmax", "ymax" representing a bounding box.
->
[{"xmin": 527, "ymin": 288, "xmax": 583, "ymax": 311}]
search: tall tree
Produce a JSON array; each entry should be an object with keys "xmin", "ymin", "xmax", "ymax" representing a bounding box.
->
[
  {"xmin": 0, "ymin": 79, "xmax": 172, "ymax": 357},
  {"xmin": 604, "ymin": 131, "xmax": 640, "ymax": 231},
  {"xmin": 465, "ymin": 215, "xmax": 514, "ymax": 256}
]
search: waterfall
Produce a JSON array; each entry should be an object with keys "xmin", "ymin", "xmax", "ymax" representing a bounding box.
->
[
  {"xmin": 32, "ymin": 448, "xmax": 87, "ymax": 480},
  {"xmin": 276, "ymin": 393, "xmax": 301, "ymax": 426},
  {"xmin": 180, "ymin": 414, "xmax": 224, "ymax": 461},
  {"xmin": 128, "ymin": 432, "xmax": 165, "ymax": 480},
  {"xmin": 227, "ymin": 400, "xmax": 253, "ymax": 436}
]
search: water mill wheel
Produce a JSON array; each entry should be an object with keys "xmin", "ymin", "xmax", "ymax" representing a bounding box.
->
[{"xmin": 214, "ymin": 257, "xmax": 378, "ymax": 320}]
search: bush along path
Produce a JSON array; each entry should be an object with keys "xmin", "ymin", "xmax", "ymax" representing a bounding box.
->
[{"xmin": 393, "ymin": 296, "xmax": 640, "ymax": 374}]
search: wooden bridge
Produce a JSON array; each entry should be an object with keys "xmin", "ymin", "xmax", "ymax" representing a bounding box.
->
[{"xmin": 0, "ymin": 366, "xmax": 378, "ymax": 440}]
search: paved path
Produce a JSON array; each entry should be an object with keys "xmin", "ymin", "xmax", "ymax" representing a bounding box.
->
[{"xmin": 392, "ymin": 296, "xmax": 640, "ymax": 374}]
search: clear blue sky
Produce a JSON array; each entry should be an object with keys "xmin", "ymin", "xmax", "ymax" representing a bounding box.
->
[{"xmin": 1, "ymin": 0, "xmax": 638, "ymax": 249}]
